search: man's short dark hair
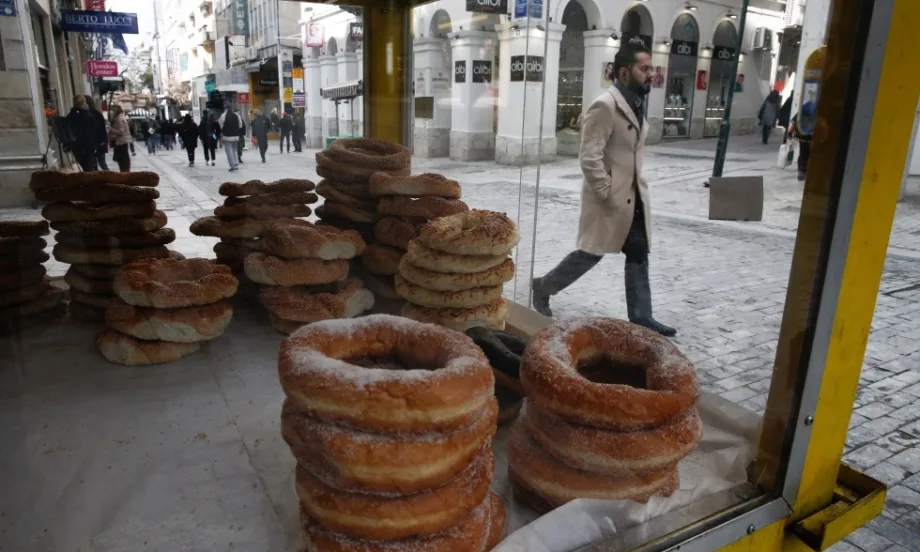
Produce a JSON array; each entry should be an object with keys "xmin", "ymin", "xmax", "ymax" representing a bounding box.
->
[{"xmin": 613, "ymin": 43, "xmax": 651, "ymax": 76}]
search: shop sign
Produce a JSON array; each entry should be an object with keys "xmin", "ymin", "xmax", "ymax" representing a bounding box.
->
[
  {"xmin": 293, "ymin": 68, "xmax": 304, "ymax": 94},
  {"xmin": 87, "ymin": 60, "xmax": 118, "ymax": 77},
  {"xmin": 513, "ymin": 0, "xmax": 542, "ymax": 19},
  {"xmin": 510, "ymin": 55, "xmax": 543, "ymax": 82},
  {"xmin": 60, "ymin": 10, "xmax": 139, "ymax": 34},
  {"xmin": 472, "ymin": 60, "xmax": 492, "ymax": 83},
  {"xmin": 670, "ymin": 39, "xmax": 699, "ymax": 57},
  {"xmin": 712, "ymin": 45, "xmax": 736, "ymax": 61},
  {"xmin": 283, "ymin": 88, "xmax": 293, "ymax": 102},
  {"xmin": 454, "ymin": 61, "xmax": 466, "ymax": 83},
  {"xmin": 293, "ymin": 94, "xmax": 306, "ymax": 108},
  {"xmin": 232, "ymin": 0, "xmax": 249, "ymax": 37},
  {"xmin": 306, "ymin": 23, "xmax": 324, "ymax": 48},
  {"xmin": 0, "ymin": 0, "xmax": 14, "ymax": 17},
  {"xmin": 466, "ymin": 0, "xmax": 507, "ymax": 15},
  {"xmin": 87, "ymin": 0, "xmax": 105, "ymax": 11},
  {"xmin": 621, "ymin": 32, "xmax": 653, "ymax": 50},
  {"xmin": 238, "ymin": 92, "xmax": 250, "ymax": 103},
  {"xmin": 349, "ymin": 22, "xmax": 363, "ymax": 39},
  {"xmin": 432, "ymin": 72, "xmax": 450, "ymax": 91}
]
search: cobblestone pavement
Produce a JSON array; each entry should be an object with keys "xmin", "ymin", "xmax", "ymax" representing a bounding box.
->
[{"xmin": 3, "ymin": 135, "xmax": 919, "ymax": 550}]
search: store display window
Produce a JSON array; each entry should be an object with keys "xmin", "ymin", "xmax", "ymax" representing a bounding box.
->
[
  {"xmin": 663, "ymin": 14, "xmax": 700, "ymax": 138},
  {"xmin": 704, "ymin": 21, "xmax": 740, "ymax": 137}
]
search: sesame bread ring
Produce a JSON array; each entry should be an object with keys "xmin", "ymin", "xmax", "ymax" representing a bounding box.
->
[
  {"xmin": 105, "ymin": 297, "xmax": 233, "ymax": 343},
  {"xmin": 190, "ymin": 216, "xmax": 276, "ymax": 239},
  {"xmin": 403, "ymin": 242, "xmax": 507, "ymax": 274},
  {"xmin": 222, "ymin": 190, "xmax": 318, "ymax": 206},
  {"xmin": 29, "ymin": 170, "xmax": 159, "ymax": 189},
  {"xmin": 0, "ymin": 220, "xmax": 50, "ymax": 238},
  {"xmin": 395, "ymin": 274, "xmax": 503, "ymax": 309},
  {"xmin": 402, "ymin": 298, "xmax": 507, "ymax": 332},
  {"xmin": 375, "ymin": 217, "xmax": 418, "ymax": 250},
  {"xmin": 114, "ymin": 257, "xmax": 239, "ymax": 308},
  {"xmin": 399, "ymin": 257, "xmax": 514, "ymax": 291},
  {"xmin": 220, "ymin": 237, "xmax": 270, "ymax": 251},
  {"xmin": 30, "ymin": 181, "xmax": 160, "ymax": 203},
  {"xmin": 522, "ymin": 317, "xmax": 701, "ymax": 431},
  {"xmin": 69, "ymin": 289, "xmax": 116, "ymax": 309},
  {"xmin": 318, "ymin": 202, "xmax": 379, "ymax": 224},
  {"xmin": 41, "ymin": 200, "xmax": 157, "ymax": 222},
  {"xmin": 361, "ymin": 244, "xmax": 403, "ymax": 276},
  {"xmin": 214, "ymin": 202, "xmax": 312, "ymax": 220},
  {"xmin": 54, "ymin": 228, "xmax": 176, "ymax": 249},
  {"xmin": 278, "ymin": 314, "xmax": 494, "ymax": 434},
  {"xmin": 53, "ymin": 244, "xmax": 170, "ymax": 266},
  {"xmin": 322, "ymin": 179, "xmax": 374, "ymax": 199},
  {"xmin": 369, "ymin": 173, "xmax": 462, "ymax": 199},
  {"xmin": 378, "ymin": 196, "xmax": 469, "ymax": 220},
  {"xmin": 50, "ymin": 210, "xmax": 167, "ymax": 235},
  {"xmin": 213, "ymin": 242, "xmax": 255, "ymax": 266},
  {"xmin": 316, "ymin": 164, "xmax": 373, "ymax": 186},
  {"xmin": 315, "ymin": 216, "xmax": 376, "ymax": 244},
  {"xmin": 0, "ymin": 249, "xmax": 50, "ymax": 270},
  {"xmin": 218, "ymin": 178, "xmax": 315, "ymax": 197},
  {"xmin": 262, "ymin": 220, "xmax": 366, "ymax": 260},
  {"xmin": 326, "ymin": 138, "xmax": 411, "ymax": 170},
  {"xmin": 0, "ymin": 265, "xmax": 46, "ymax": 291},
  {"xmin": 527, "ymin": 405, "xmax": 702, "ymax": 476},
  {"xmin": 258, "ymin": 278, "xmax": 374, "ymax": 323},
  {"xmin": 96, "ymin": 328, "xmax": 201, "ymax": 366},
  {"xmin": 0, "ymin": 286, "xmax": 64, "ymax": 322},
  {"xmin": 317, "ymin": 180, "xmax": 380, "ymax": 210},
  {"xmin": 295, "ymin": 447, "xmax": 493, "ymax": 541},
  {"xmin": 0, "ymin": 236, "xmax": 46, "ymax": 255},
  {"xmin": 244, "ymin": 252, "xmax": 349, "ymax": 287},
  {"xmin": 316, "ymin": 151, "xmax": 411, "ymax": 182},
  {"xmin": 282, "ymin": 397, "xmax": 497, "ymax": 493},
  {"xmin": 507, "ymin": 422, "xmax": 680, "ymax": 513},
  {"xmin": 64, "ymin": 268, "xmax": 113, "ymax": 295},
  {"xmin": 419, "ymin": 210, "xmax": 520, "ymax": 256}
]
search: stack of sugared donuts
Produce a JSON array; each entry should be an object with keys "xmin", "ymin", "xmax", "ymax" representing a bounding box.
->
[
  {"xmin": 509, "ymin": 318, "xmax": 702, "ymax": 513},
  {"xmin": 30, "ymin": 170, "xmax": 172, "ymax": 323},
  {"xmin": 190, "ymin": 179, "xmax": 317, "ymax": 277},
  {"xmin": 241, "ymin": 219, "xmax": 374, "ymax": 335},
  {"xmin": 96, "ymin": 257, "xmax": 239, "ymax": 365},
  {"xmin": 362, "ymin": 173, "xmax": 470, "ymax": 301},
  {"xmin": 396, "ymin": 210, "xmax": 519, "ymax": 332},
  {"xmin": 0, "ymin": 220, "xmax": 65, "ymax": 334},
  {"xmin": 279, "ymin": 315, "xmax": 507, "ymax": 552}
]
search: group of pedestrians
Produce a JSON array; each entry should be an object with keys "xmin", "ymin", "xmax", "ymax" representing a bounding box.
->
[{"xmin": 66, "ymin": 94, "xmax": 134, "ymax": 173}]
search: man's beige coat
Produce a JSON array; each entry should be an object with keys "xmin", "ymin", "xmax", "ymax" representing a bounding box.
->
[{"xmin": 576, "ymin": 85, "xmax": 651, "ymax": 256}]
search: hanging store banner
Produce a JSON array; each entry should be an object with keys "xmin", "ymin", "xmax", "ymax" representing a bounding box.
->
[
  {"xmin": 306, "ymin": 23, "xmax": 324, "ymax": 48},
  {"xmin": 0, "ymin": 0, "xmax": 16, "ymax": 17},
  {"xmin": 292, "ymin": 68, "xmax": 304, "ymax": 94},
  {"xmin": 466, "ymin": 0, "xmax": 507, "ymax": 15},
  {"xmin": 60, "ymin": 10, "xmax": 139, "ymax": 34},
  {"xmin": 232, "ymin": 0, "xmax": 249, "ymax": 37},
  {"xmin": 87, "ymin": 60, "xmax": 118, "ymax": 77},
  {"xmin": 293, "ymin": 94, "xmax": 306, "ymax": 108}
]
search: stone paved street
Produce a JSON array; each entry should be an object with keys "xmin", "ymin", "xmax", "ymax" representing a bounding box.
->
[{"xmin": 3, "ymin": 134, "xmax": 919, "ymax": 550}]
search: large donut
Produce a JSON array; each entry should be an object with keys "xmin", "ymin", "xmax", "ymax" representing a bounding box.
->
[
  {"xmin": 402, "ymin": 298, "xmax": 507, "ymax": 332},
  {"xmin": 394, "ymin": 274, "xmax": 503, "ymax": 309},
  {"xmin": 282, "ymin": 397, "xmax": 497, "ymax": 493},
  {"xmin": 218, "ymin": 178, "xmax": 315, "ymax": 197},
  {"xmin": 521, "ymin": 318, "xmax": 700, "ymax": 431},
  {"xmin": 375, "ymin": 217, "xmax": 418, "ymax": 250},
  {"xmin": 41, "ymin": 200, "xmax": 157, "ymax": 222},
  {"xmin": 190, "ymin": 216, "xmax": 277, "ymax": 239},
  {"xmin": 508, "ymin": 422, "xmax": 679, "ymax": 513},
  {"xmin": 258, "ymin": 278, "xmax": 374, "ymax": 323},
  {"xmin": 0, "ymin": 236, "xmax": 46, "ymax": 255},
  {"xmin": 325, "ymin": 138, "xmax": 411, "ymax": 170},
  {"xmin": 486, "ymin": 491, "xmax": 507, "ymax": 550},
  {"xmin": 50, "ymin": 210, "xmax": 168, "ymax": 236},
  {"xmin": 213, "ymin": 203, "xmax": 311, "ymax": 221},
  {"xmin": 317, "ymin": 180, "xmax": 380, "ymax": 210},
  {"xmin": 318, "ymin": 202, "xmax": 378, "ymax": 224},
  {"xmin": 0, "ymin": 249, "xmax": 50, "ymax": 270},
  {"xmin": 54, "ymin": 228, "xmax": 176, "ymax": 248},
  {"xmin": 64, "ymin": 268, "xmax": 113, "ymax": 294},
  {"xmin": 114, "ymin": 257, "xmax": 239, "ymax": 308},
  {"xmin": 96, "ymin": 328, "xmax": 201, "ymax": 366},
  {"xmin": 0, "ymin": 220, "xmax": 50, "ymax": 238},
  {"xmin": 404, "ymin": 242, "xmax": 508, "ymax": 274},
  {"xmin": 398, "ymin": 257, "xmax": 514, "ymax": 291},
  {"xmin": 377, "ymin": 196, "xmax": 469, "ymax": 220},
  {"xmin": 105, "ymin": 297, "xmax": 233, "ymax": 343},
  {"xmin": 0, "ymin": 265, "xmax": 46, "ymax": 291},
  {"xmin": 369, "ymin": 173, "xmax": 461, "ymax": 199},
  {"xmin": 223, "ymin": 190, "xmax": 318, "ymax": 206},
  {"xmin": 244, "ymin": 252, "xmax": 349, "ymax": 286},
  {"xmin": 278, "ymin": 314, "xmax": 494, "ymax": 434},
  {"xmin": 30, "ymin": 181, "xmax": 160, "ymax": 203},
  {"xmin": 53, "ymin": 244, "xmax": 169, "ymax": 266},
  {"xmin": 262, "ymin": 220, "xmax": 365, "ymax": 260},
  {"xmin": 296, "ymin": 447, "xmax": 493, "ymax": 541},
  {"xmin": 418, "ymin": 210, "xmax": 520, "ymax": 256},
  {"xmin": 316, "ymin": 151, "xmax": 411, "ymax": 182},
  {"xmin": 360, "ymin": 244, "xmax": 403, "ymax": 276},
  {"xmin": 526, "ymin": 405, "xmax": 702, "ymax": 476}
]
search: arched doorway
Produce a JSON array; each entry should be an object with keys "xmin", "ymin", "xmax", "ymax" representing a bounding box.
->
[
  {"xmin": 663, "ymin": 13, "xmax": 700, "ymax": 138},
  {"xmin": 326, "ymin": 37, "xmax": 339, "ymax": 56},
  {"xmin": 429, "ymin": 9, "xmax": 452, "ymax": 39},
  {"xmin": 620, "ymin": 4, "xmax": 654, "ymax": 49},
  {"xmin": 412, "ymin": 9, "xmax": 453, "ymax": 157},
  {"xmin": 704, "ymin": 20, "xmax": 739, "ymax": 136},
  {"xmin": 558, "ymin": 1, "xmax": 589, "ymax": 135}
]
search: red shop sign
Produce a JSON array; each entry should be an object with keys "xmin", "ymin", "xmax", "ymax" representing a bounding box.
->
[
  {"xmin": 237, "ymin": 92, "xmax": 251, "ymax": 103},
  {"xmin": 87, "ymin": 60, "xmax": 118, "ymax": 77}
]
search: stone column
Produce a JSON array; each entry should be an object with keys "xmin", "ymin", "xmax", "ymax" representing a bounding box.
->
[
  {"xmin": 304, "ymin": 58, "xmax": 323, "ymax": 148},
  {"xmin": 494, "ymin": 21, "xmax": 565, "ymax": 166},
  {"xmin": 449, "ymin": 30, "xmax": 498, "ymax": 161},
  {"xmin": 412, "ymin": 37, "xmax": 452, "ymax": 158},
  {"xmin": 336, "ymin": 52, "xmax": 359, "ymax": 136},
  {"xmin": 319, "ymin": 55, "xmax": 338, "ymax": 139},
  {"xmin": 356, "ymin": 48, "xmax": 365, "ymax": 137}
]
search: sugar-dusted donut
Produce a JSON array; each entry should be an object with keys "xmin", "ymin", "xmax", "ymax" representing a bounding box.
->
[
  {"xmin": 0, "ymin": 220, "xmax": 50, "ymax": 238},
  {"xmin": 114, "ymin": 257, "xmax": 239, "ymax": 308},
  {"xmin": 318, "ymin": 201, "xmax": 378, "ymax": 224},
  {"xmin": 53, "ymin": 244, "xmax": 169, "ymax": 266},
  {"xmin": 282, "ymin": 397, "xmax": 497, "ymax": 493},
  {"xmin": 41, "ymin": 200, "xmax": 157, "ymax": 222},
  {"xmin": 50, "ymin": 210, "xmax": 167, "ymax": 236},
  {"xmin": 377, "ymin": 196, "xmax": 469, "ymax": 220},
  {"xmin": 398, "ymin": 257, "xmax": 514, "ymax": 291},
  {"xmin": 55, "ymin": 228, "xmax": 176, "ymax": 249},
  {"xmin": 222, "ymin": 190, "xmax": 318, "ymax": 206},
  {"xmin": 296, "ymin": 447, "xmax": 493, "ymax": 541},
  {"xmin": 278, "ymin": 314, "xmax": 494, "ymax": 434},
  {"xmin": 522, "ymin": 317, "xmax": 700, "ymax": 431},
  {"xmin": 213, "ymin": 202, "xmax": 311, "ymax": 220},
  {"xmin": 325, "ymin": 138, "xmax": 411, "ymax": 170},
  {"xmin": 395, "ymin": 274, "xmax": 503, "ymax": 309},
  {"xmin": 374, "ymin": 217, "xmax": 418, "ymax": 250},
  {"xmin": 404, "ymin": 241, "xmax": 507, "ymax": 274},
  {"xmin": 218, "ymin": 178, "xmax": 315, "ymax": 197},
  {"xmin": 96, "ymin": 328, "xmax": 201, "ymax": 366},
  {"xmin": 316, "ymin": 151, "xmax": 411, "ymax": 182},
  {"xmin": 486, "ymin": 491, "xmax": 506, "ymax": 549},
  {"xmin": 418, "ymin": 210, "xmax": 520, "ymax": 256},
  {"xmin": 190, "ymin": 216, "xmax": 276, "ymax": 239},
  {"xmin": 402, "ymin": 298, "xmax": 507, "ymax": 332},
  {"xmin": 259, "ymin": 278, "xmax": 374, "ymax": 323},
  {"xmin": 244, "ymin": 252, "xmax": 349, "ymax": 286},
  {"xmin": 361, "ymin": 243, "xmax": 403, "ymax": 276},
  {"xmin": 369, "ymin": 172, "xmax": 462, "ymax": 199},
  {"xmin": 317, "ymin": 180, "xmax": 380, "ymax": 210},
  {"xmin": 105, "ymin": 297, "xmax": 233, "ymax": 343},
  {"xmin": 261, "ymin": 219, "xmax": 365, "ymax": 260}
]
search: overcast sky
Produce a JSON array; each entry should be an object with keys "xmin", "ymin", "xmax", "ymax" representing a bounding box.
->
[{"xmin": 107, "ymin": 0, "xmax": 155, "ymax": 49}]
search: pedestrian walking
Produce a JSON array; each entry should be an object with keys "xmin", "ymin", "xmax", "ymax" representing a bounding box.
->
[
  {"xmin": 531, "ymin": 44, "xmax": 676, "ymax": 337},
  {"xmin": 179, "ymin": 114, "xmax": 199, "ymax": 166},
  {"xmin": 127, "ymin": 118, "xmax": 137, "ymax": 156},
  {"xmin": 250, "ymin": 110, "xmax": 270, "ymax": 163},
  {"xmin": 199, "ymin": 113, "xmax": 220, "ymax": 166},
  {"xmin": 236, "ymin": 108, "xmax": 247, "ymax": 164},
  {"xmin": 159, "ymin": 118, "xmax": 173, "ymax": 150},
  {"xmin": 108, "ymin": 105, "xmax": 133, "ymax": 172},
  {"xmin": 292, "ymin": 111, "xmax": 303, "ymax": 152},
  {"xmin": 218, "ymin": 106, "xmax": 241, "ymax": 172},
  {"xmin": 85, "ymin": 95, "xmax": 110, "ymax": 171},
  {"xmin": 65, "ymin": 94, "xmax": 99, "ymax": 172},
  {"xmin": 758, "ymin": 90, "xmax": 781, "ymax": 145},
  {"xmin": 270, "ymin": 108, "xmax": 280, "ymax": 132},
  {"xmin": 279, "ymin": 111, "xmax": 293, "ymax": 153}
]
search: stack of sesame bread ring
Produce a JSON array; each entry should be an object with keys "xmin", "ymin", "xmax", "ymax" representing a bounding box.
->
[
  {"xmin": 31, "ymin": 170, "xmax": 173, "ymax": 323},
  {"xmin": 278, "ymin": 315, "xmax": 506, "ymax": 552},
  {"xmin": 98, "ymin": 257, "xmax": 239, "ymax": 365},
  {"xmin": 509, "ymin": 318, "xmax": 702, "ymax": 513},
  {"xmin": 243, "ymin": 219, "xmax": 374, "ymax": 334},
  {"xmin": 0, "ymin": 220, "xmax": 66, "ymax": 334},
  {"xmin": 191, "ymin": 178, "xmax": 317, "ymax": 279},
  {"xmin": 397, "ymin": 210, "xmax": 519, "ymax": 332}
]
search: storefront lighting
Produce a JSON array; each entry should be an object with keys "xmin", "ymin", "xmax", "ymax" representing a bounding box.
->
[
  {"xmin": 727, "ymin": 11, "xmax": 738, "ymax": 19},
  {"xmin": 685, "ymin": 2, "xmax": 698, "ymax": 11},
  {"xmin": 662, "ymin": 39, "xmax": 672, "ymax": 46},
  {"xmin": 536, "ymin": 23, "xmax": 546, "ymax": 32}
]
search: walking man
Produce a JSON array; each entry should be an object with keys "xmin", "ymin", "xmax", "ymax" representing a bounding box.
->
[
  {"xmin": 531, "ymin": 44, "xmax": 676, "ymax": 337},
  {"xmin": 250, "ymin": 110, "xmax": 270, "ymax": 163},
  {"xmin": 279, "ymin": 111, "xmax": 293, "ymax": 153},
  {"xmin": 236, "ymin": 108, "xmax": 247, "ymax": 164},
  {"xmin": 218, "ymin": 106, "xmax": 241, "ymax": 172},
  {"xmin": 199, "ymin": 113, "xmax": 220, "ymax": 166},
  {"xmin": 292, "ymin": 111, "xmax": 303, "ymax": 152}
]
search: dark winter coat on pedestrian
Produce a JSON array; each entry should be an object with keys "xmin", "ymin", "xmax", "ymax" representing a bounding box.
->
[
  {"xmin": 179, "ymin": 116, "xmax": 199, "ymax": 149},
  {"xmin": 778, "ymin": 93, "xmax": 794, "ymax": 129},
  {"xmin": 199, "ymin": 115, "xmax": 221, "ymax": 146},
  {"xmin": 251, "ymin": 114, "xmax": 270, "ymax": 140},
  {"xmin": 279, "ymin": 114, "xmax": 293, "ymax": 135},
  {"xmin": 65, "ymin": 104, "xmax": 99, "ymax": 161},
  {"xmin": 758, "ymin": 91, "xmax": 782, "ymax": 127},
  {"xmin": 89, "ymin": 109, "xmax": 108, "ymax": 154}
]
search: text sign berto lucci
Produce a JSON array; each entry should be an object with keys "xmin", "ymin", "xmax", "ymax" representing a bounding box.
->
[{"xmin": 60, "ymin": 10, "xmax": 139, "ymax": 34}]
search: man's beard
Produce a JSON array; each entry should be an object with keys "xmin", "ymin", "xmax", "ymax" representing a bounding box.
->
[{"xmin": 629, "ymin": 78, "xmax": 651, "ymax": 97}]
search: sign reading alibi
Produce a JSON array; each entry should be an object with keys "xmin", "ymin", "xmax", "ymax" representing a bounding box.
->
[
  {"xmin": 60, "ymin": 10, "xmax": 139, "ymax": 34},
  {"xmin": 233, "ymin": 0, "xmax": 249, "ymax": 37}
]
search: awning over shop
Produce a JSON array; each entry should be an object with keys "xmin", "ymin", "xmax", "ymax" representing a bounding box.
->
[{"xmin": 321, "ymin": 80, "xmax": 364, "ymax": 100}]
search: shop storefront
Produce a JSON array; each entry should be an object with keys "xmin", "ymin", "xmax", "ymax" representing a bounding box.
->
[
  {"xmin": 663, "ymin": 13, "xmax": 699, "ymax": 139},
  {"xmin": 704, "ymin": 20, "xmax": 739, "ymax": 137}
]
